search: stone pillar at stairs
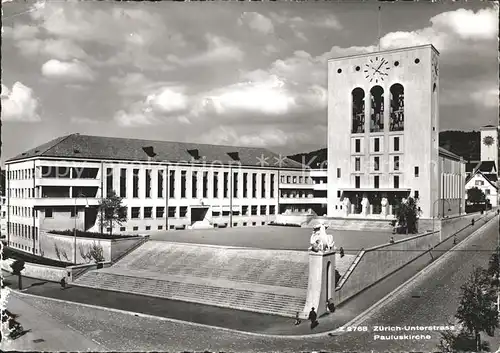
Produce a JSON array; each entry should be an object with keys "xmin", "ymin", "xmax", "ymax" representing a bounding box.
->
[
  {"xmin": 302, "ymin": 249, "xmax": 336, "ymax": 319},
  {"xmin": 381, "ymin": 197, "xmax": 388, "ymax": 217}
]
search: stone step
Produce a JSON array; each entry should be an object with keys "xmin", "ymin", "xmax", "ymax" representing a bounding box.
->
[{"xmin": 75, "ymin": 271, "xmax": 305, "ymax": 317}]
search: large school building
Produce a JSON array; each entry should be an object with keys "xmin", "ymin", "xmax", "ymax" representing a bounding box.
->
[{"xmin": 4, "ymin": 134, "xmax": 327, "ymax": 255}]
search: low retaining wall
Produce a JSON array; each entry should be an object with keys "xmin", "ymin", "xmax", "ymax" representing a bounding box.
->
[
  {"xmin": 335, "ymin": 210, "xmax": 497, "ymax": 305},
  {"xmin": 39, "ymin": 231, "xmax": 146, "ymax": 264},
  {"xmin": 66, "ymin": 262, "xmax": 112, "ymax": 282},
  {"xmin": 274, "ymin": 214, "xmax": 315, "ymax": 226},
  {"xmin": 335, "ymin": 230, "xmax": 440, "ymax": 304},
  {"xmin": 1, "ymin": 258, "xmax": 66, "ymax": 282}
]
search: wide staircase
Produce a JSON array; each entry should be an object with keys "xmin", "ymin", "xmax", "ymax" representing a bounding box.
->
[{"xmin": 73, "ymin": 241, "xmax": 356, "ymax": 317}]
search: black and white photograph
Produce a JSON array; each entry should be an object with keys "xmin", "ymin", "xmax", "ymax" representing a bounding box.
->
[{"xmin": 0, "ymin": 0, "xmax": 499, "ymax": 352}]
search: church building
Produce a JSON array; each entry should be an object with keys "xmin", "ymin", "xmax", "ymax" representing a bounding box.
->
[{"xmin": 327, "ymin": 44, "xmax": 466, "ymax": 220}]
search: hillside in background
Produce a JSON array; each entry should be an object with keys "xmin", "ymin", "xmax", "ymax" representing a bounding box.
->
[{"xmin": 288, "ymin": 130, "xmax": 481, "ymax": 168}]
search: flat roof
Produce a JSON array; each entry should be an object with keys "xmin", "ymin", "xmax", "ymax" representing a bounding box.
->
[{"xmin": 328, "ymin": 44, "xmax": 439, "ymax": 62}]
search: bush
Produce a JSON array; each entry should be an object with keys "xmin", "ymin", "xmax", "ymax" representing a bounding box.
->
[{"xmin": 48, "ymin": 229, "xmax": 138, "ymax": 239}]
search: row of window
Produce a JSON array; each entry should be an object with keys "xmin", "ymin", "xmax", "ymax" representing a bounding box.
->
[
  {"xmin": 353, "ymin": 136, "xmax": 401, "ymax": 154},
  {"xmin": 9, "ymin": 242, "xmax": 37, "ymax": 254},
  {"xmin": 9, "ymin": 223, "xmax": 39, "ymax": 241},
  {"xmin": 351, "ymin": 84, "xmax": 405, "ymax": 134},
  {"xmin": 347, "ymin": 175, "xmax": 401, "ymax": 189},
  {"xmin": 127, "ymin": 205, "xmax": 277, "ymax": 219},
  {"xmin": 11, "ymin": 206, "xmax": 36, "ymax": 218},
  {"xmin": 280, "ymin": 191, "xmax": 314, "ymax": 199},
  {"xmin": 115, "ymin": 221, "xmax": 269, "ymax": 232},
  {"xmin": 8, "ymin": 188, "xmax": 35, "ymax": 199},
  {"xmin": 8, "ymin": 168, "xmax": 34, "ymax": 180},
  {"xmin": 336, "ymin": 160, "xmax": 419, "ymax": 177},
  {"xmin": 107, "ymin": 169, "xmax": 276, "ymax": 200}
]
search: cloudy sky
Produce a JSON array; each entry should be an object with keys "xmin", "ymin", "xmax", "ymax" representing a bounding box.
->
[{"xmin": 1, "ymin": 1, "xmax": 498, "ymax": 163}]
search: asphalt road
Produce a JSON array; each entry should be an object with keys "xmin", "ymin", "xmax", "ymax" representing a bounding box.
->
[{"xmin": 6, "ymin": 216, "xmax": 499, "ymax": 352}]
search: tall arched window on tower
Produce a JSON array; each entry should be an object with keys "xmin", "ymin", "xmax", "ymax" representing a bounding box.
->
[
  {"xmin": 351, "ymin": 88, "xmax": 365, "ymax": 133},
  {"xmin": 370, "ymin": 86, "xmax": 384, "ymax": 132},
  {"xmin": 390, "ymin": 84, "xmax": 404, "ymax": 131}
]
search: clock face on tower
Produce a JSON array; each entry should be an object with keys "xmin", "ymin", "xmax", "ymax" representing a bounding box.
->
[
  {"xmin": 483, "ymin": 136, "xmax": 495, "ymax": 146},
  {"xmin": 364, "ymin": 57, "xmax": 390, "ymax": 84}
]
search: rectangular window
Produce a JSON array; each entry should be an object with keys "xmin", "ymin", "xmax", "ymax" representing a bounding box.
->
[
  {"xmin": 133, "ymin": 169, "xmax": 139, "ymax": 198},
  {"xmin": 394, "ymin": 175, "xmax": 400, "ymax": 189},
  {"xmin": 158, "ymin": 225, "xmax": 163, "ymax": 230},
  {"xmin": 133, "ymin": 226, "xmax": 138, "ymax": 231},
  {"xmin": 355, "ymin": 139, "xmax": 361, "ymax": 153},
  {"xmin": 180, "ymin": 171, "xmax": 186, "ymax": 198},
  {"xmin": 269, "ymin": 205, "xmax": 276, "ymax": 215},
  {"xmin": 145, "ymin": 226, "xmax": 151, "ymax": 231},
  {"xmin": 337, "ymin": 168, "xmax": 341, "ymax": 178},
  {"xmin": 158, "ymin": 170, "xmax": 164, "ymax": 198},
  {"xmin": 251, "ymin": 205, "xmax": 257, "ymax": 215},
  {"xmin": 168, "ymin": 207, "xmax": 176, "ymax": 218},
  {"xmin": 355, "ymin": 158, "xmax": 361, "ymax": 171},
  {"xmin": 45, "ymin": 208, "xmax": 53, "ymax": 218},
  {"xmin": 374, "ymin": 157, "xmax": 380, "ymax": 171},
  {"xmin": 414, "ymin": 190, "xmax": 419, "ymax": 199},
  {"xmin": 270, "ymin": 174, "xmax": 275, "ymax": 198},
  {"xmin": 120, "ymin": 227, "xmax": 126, "ymax": 232},
  {"xmin": 131, "ymin": 207, "xmax": 140, "ymax": 219},
  {"xmin": 223, "ymin": 172, "xmax": 229, "ymax": 198},
  {"xmin": 243, "ymin": 173, "xmax": 248, "ymax": 198},
  {"xmin": 260, "ymin": 205, "xmax": 266, "ymax": 215},
  {"xmin": 261, "ymin": 174, "xmax": 266, "ymax": 198},
  {"xmin": 374, "ymin": 138, "xmax": 380, "ymax": 152},
  {"xmin": 355, "ymin": 176, "xmax": 361, "ymax": 189},
  {"xmin": 120, "ymin": 168, "xmax": 127, "ymax": 198},
  {"xmin": 145, "ymin": 169, "xmax": 151, "ymax": 198},
  {"xmin": 156, "ymin": 207, "xmax": 165, "ymax": 218},
  {"xmin": 106, "ymin": 168, "xmax": 113, "ymax": 196},
  {"xmin": 242, "ymin": 205, "xmax": 249, "ymax": 215},
  {"xmin": 394, "ymin": 156, "xmax": 400, "ymax": 171},
  {"xmin": 179, "ymin": 207, "xmax": 187, "ymax": 218},
  {"xmin": 233, "ymin": 172, "xmax": 238, "ymax": 198},
  {"xmin": 252, "ymin": 173, "xmax": 257, "ymax": 198},
  {"xmin": 192, "ymin": 171, "xmax": 198, "ymax": 198},
  {"xmin": 169, "ymin": 170, "xmax": 175, "ymax": 198},
  {"xmin": 203, "ymin": 172, "xmax": 208, "ymax": 198},
  {"xmin": 394, "ymin": 137, "xmax": 400, "ymax": 152},
  {"xmin": 414, "ymin": 166, "xmax": 419, "ymax": 178},
  {"xmin": 374, "ymin": 175, "xmax": 379, "ymax": 189},
  {"xmin": 213, "ymin": 172, "xmax": 219, "ymax": 198},
  {"xmin": 337, "ymin": 190, "xmax": 341, "ymax": 198}
]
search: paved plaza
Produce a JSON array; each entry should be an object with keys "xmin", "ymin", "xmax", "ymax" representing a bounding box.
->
[{"xmin": 148, "ymin": 226, "xmax": 405, "ymax": 254}]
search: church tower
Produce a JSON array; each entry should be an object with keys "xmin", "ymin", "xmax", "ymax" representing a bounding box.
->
[
  {"xmin": 480, "ymin": 125, "xmax": 499, "ymax": 169},
  {"xmin": 327, "ymin": 44, "xmax": 440, "ymax": 219}
]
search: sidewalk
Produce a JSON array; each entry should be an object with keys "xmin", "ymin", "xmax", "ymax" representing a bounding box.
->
[
  {"xmin": 0, "ymin": 288, "xmax": 106, "ymax": 351},
  {"xmin": 3, "ymin": 211, "xmax": 496, "ymax": 336}
]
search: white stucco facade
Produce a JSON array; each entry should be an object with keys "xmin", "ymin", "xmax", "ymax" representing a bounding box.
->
[
  {"xmin": 465, "ymin": 172, "xmax": 498, "ymax": 208},
  {"xmin": 327, "ymin": 45, "xmax": 465, "ymax": 219}
]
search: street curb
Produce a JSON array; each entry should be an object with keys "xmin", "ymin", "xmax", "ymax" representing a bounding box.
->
[
  {"xmin": 6, "ymin": 213, "xmax": 498, "ymax": 339},
  {"xmin": 333, "ymin": 213, "xmax": 498, "ymax": 331}
]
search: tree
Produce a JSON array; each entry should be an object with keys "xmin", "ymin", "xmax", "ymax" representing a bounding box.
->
[
  {"xmin": 455, "ymin": 267, "xmax": 499, "ymax": 352},
  {"xmin": 97, "ymin": 190, "xmax": 127, "ymax": 237},
  {"xmin": 487, "ymin": 246, "xmax": 500, "ymax": 287},
  {"xmin": 10, "ymin": 259, "xmax": 25, "ymax": 290},
  {"xmin": 467, "ymin": 187, "xmax": 487, "ymax": 205},
  {"xmin": 395, "ymin": 197, "xmax": 422, "ymax": 234}
]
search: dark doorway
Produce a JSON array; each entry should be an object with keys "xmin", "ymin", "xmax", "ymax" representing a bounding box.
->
[
  {"xmin": 190, "ymin": 207, "xmax": 208, "ymax": 225},
  {"xmin": 84, "ymin": 207, "xmax": 97, "ymax": 231}
]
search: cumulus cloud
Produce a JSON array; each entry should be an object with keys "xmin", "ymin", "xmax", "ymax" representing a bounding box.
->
[
  {"xmin": 238, "ymin": 12, "xmax": 275, "ymax": 34},
  {"xmin": 431, "ymin": 8, "xmax": 497, "ymax": 41},
  {"xmin": 114, "ymin": 86, "xmax": 190, "ymax": 126},
  {"xmin": 1, "ymin": 82, "xmax": 40, "ymax": 122},
  {"xmin": 41, "ymin": 59, "xmax": 95, "ymax": 81},
  {"xmin": 17, "ymin": 38, "xmax": 87, "ymax": 60},
  {"xmin": 168, "ymin": 34, "xmax": 243, "ymax": 66}
]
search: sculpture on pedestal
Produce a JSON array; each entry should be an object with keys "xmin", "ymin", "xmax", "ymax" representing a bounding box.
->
[
  {"xmin": 343, "ymin": 198, "xmax": 351, "ymax": 216},
  {"xmin": 361, "ymin": 197, "xmax": 370, "ymax": 216},
  {"xmin": 381, "ymin": 197, "xmax": 388, "ymax": 216},
  {"xmin": 309, "ymin": 222, "xmax": 335, "ymax": 252}
]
